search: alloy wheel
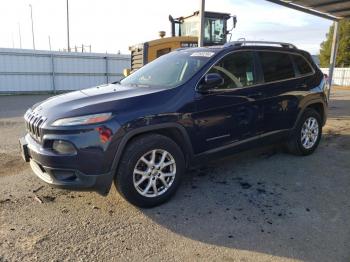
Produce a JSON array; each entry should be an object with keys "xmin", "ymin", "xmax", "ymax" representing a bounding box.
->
[
  {"xmin": 133, "ymin": 149, "xmax": 176, "ymax": 198},
  {"xmin": 301, "ymin": 117, "xmax": 319, "ymax": 149}
]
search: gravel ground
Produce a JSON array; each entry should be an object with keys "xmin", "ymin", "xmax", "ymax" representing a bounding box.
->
[{"xmin": 0, "ymin": 89, "xmax": 350, "ymax": 262}]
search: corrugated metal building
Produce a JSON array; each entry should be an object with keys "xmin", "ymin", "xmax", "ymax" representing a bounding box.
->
[{"xmin": 0, "ymin": 48, "xmax": 130, "ymax": 93}]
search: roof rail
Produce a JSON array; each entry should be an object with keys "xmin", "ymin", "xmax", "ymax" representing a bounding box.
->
[{"xmin": 224, "ymin": 41, "xmax": 297, "ymax": 49}]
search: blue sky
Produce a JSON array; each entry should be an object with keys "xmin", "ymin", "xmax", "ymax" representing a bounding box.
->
[{"xmin": 0, "ymin": 0, "xmax": 333, "ymax": 54}]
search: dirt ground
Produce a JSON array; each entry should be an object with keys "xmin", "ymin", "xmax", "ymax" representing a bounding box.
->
[{"xmin": 0, "ymin": 88, "xmax": 350, "ymax": 262}]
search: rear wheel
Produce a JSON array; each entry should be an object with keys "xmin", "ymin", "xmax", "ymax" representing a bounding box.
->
[
  {"xmin": 286, "ymin": 108, "xmax": 322, "ymax": 156},
  {"xmin": 115, "ymin": 134, "xmax": 185, "ymax": 208}
]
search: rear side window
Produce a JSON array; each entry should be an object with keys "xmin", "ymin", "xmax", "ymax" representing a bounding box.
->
[
  {"xmin": 259, "ymin": 52, "xmax": 295, "ymax": 82},
  {"xmin": 293, "ymin": 55, "xmax": 313, "ymax": 75}
]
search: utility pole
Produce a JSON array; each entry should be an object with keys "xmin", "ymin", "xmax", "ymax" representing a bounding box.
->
[
  {"xmin": 328, "ymin": 21, "xmax": 340, "ymax": 90},
  {"xmin": 48, "ymin": 36, "xmax": 52, "ymax": 51},
  {"xmin": 66, "ymin": 0, "xmax": 71, "ymax": 52},
  {"xmin": 29, "ymin": 4, "xmax": 35, "ymax": 49},
  {"xmin": 18, "ymin": 23, "xmax": 22, "ymax": 48},
  {"xmin": 198, "ymin": 0, "xmax": 205, "ymax": 47}
]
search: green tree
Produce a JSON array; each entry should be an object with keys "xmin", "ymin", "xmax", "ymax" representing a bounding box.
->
[{"xmin": 320, "ymin": 20, "xmax": 350, "ymax": 68}]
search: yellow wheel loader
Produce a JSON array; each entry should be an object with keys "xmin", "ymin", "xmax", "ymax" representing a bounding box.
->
[{"xmin": 128, "ymin": 11, "xmax": 237, "ymax": 73}]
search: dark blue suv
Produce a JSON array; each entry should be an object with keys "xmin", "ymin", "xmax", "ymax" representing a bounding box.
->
[{"xmin": 20, "ymin": 41, "xmax": 329, "ymax": 207}]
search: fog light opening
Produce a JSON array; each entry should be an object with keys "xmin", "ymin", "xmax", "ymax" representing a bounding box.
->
[{"xmin": 52, "ymin": 140, "xmax": 77, "ymax": 155}]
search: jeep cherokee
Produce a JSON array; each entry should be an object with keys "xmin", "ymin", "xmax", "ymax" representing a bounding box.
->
[{"xmin": 20, "ymin": 41, "xmax": 329, "ymax": 207}]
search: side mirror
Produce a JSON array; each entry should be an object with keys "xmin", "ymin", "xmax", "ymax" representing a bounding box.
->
[
  {"xmin": 232, "ymin": 16, "xmax": 237, "ymax": 28},
  {"xmin": 199, "ymin": 73, "xmax": 224, "ymax": 91}
]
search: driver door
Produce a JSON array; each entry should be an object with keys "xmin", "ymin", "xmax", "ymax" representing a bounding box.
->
[{"xmin": 192, "ymin": 51, "xmax": 263, "ymax": 153}]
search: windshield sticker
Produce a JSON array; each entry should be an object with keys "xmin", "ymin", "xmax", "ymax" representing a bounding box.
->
[{"xmin": 190, "ymin": 52, "xmax": 215, "ymax": 58}]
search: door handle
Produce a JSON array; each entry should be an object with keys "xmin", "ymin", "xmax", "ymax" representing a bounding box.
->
[{"xmin": 298, "ymin": 83, "xmax": 308, "ymax": 89}]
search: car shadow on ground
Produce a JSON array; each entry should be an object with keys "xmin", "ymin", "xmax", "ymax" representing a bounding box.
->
[{"xmin": 142, "ymin": 133, "xmax": 350, "ymax": 261}]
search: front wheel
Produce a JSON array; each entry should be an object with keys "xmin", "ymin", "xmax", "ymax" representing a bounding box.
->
[
  {"xmin": 115, "ymin": 134, "xmax": 185, "ymax": 208},
  {"xmin": 286, "ymin": 108, "xmax": 322, "ymax": 156}
]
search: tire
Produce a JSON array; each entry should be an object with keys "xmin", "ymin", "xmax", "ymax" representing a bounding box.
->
[
  {"xmin": 115, "ymin": 134, "xmax": 185, "ymax": 208},
  {"xmin": 286, "ymin": 108, "xmax": 322, "ymax": 156}
]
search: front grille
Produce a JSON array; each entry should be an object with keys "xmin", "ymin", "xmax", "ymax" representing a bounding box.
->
[{"xmin": 24, "ymin": 110, "xmax": 46, "ymax": 142}]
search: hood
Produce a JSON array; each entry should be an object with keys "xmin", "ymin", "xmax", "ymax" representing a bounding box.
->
[{"xmin": 31, "ymin": 84, "xmax": 168, "ymax": 121}]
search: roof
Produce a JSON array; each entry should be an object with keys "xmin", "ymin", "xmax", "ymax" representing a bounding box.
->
[
  {"xmin": 265, "ymin": 0, "xmax": 350, "ymax": 20},
  {"xmin": 176, "ymin": 11, "xmax": 231, "ymax": 21}
]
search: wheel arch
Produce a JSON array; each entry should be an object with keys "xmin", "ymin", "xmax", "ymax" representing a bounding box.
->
[
  {"xmin": 294, "ymin": 99, "xmax": 327, "ymax": 130},
  {"xmin": 306, "ymin": 102, "xmax": 325, "ymax": 125},
  {"xmin": 111, "ymin": 123, "xmax": 194, "ymax": 173}
]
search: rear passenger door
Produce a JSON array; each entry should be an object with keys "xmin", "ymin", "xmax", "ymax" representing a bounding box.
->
[{"xmin": 256, "ymin": 51, "xmax": 303, "ymax": 134}]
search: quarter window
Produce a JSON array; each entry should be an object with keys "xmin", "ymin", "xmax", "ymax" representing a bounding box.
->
[
  {"xmin": 206, "ymin": 51, "xmax": 256, "ymax": 89},
  {"xmin": 259, "ymin": 52, "xmax": 295, "ymax": 82},
  {"xmin": 293, "ymin": 55, "xmax": 313, "ymax": 75}
]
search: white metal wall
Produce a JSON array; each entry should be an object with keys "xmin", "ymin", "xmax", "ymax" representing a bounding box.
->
[
  {"xmin": 320, "ymin": 68, "xmax": 350, "ymax": 87},
  {"xmin": 0, "ymin": 48, "xmax": 130, "ymax": 93}
]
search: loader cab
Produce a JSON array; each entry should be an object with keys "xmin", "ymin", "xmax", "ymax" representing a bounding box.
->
[
  {"xmin": 169, "ymin": 11, "xmax": 235, "ymax": 46},
  {"xmin": 127, "ymin": 11, "xmax": 236, "ymax": 73}
]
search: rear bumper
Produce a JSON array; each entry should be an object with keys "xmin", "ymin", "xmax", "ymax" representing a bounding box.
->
[{"xmin": 20, "ymin": 134, "xmax": 114, "ymax": 195}]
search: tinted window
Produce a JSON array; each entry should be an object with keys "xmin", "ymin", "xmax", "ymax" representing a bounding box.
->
[
  {"xmin": 259, "ymin": 52, "xmax": 295, "ymax": 82},
  {"xmin": 206, "ymin": 51, "xmax": 255, "ymax": 89},
  {"xmin": 293, "ymin": 55, "xmax": 313, "ymax": 75}
]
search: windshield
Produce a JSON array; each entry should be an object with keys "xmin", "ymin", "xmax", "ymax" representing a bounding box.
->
[{"xmin": 120, "ymin": 50, "xmax": 215, "ymax": 88}]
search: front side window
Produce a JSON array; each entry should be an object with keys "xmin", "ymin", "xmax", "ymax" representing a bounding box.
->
[
  {"xmin": 205, "ymin": 51, "xmax": 256, "ymax": 90},
  {"xmin": 121, "ymin": 50, "xmax": 214, "ymax": 88},
  {"xmin": 259, "ymin": 51, "xmax": 295, "ymax": 83},
  {"xmin": 293, "ymin": 54, "xmax": 313, "ymax": 75}
]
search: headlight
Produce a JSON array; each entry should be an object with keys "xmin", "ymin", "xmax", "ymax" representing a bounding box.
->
[{"xmin": 51, "ymin": 112, "xmax": 112, "ymax": 126}]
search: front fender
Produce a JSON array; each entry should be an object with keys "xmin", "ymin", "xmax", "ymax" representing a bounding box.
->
[{"xmin": 110, "ymin": 123, "xmax": 194, "ymax": 174}]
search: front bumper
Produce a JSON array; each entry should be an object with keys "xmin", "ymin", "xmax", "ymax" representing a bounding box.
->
[{"xmin": 19, "ymin": 134, "xmax": 114, "ymax": 195}]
